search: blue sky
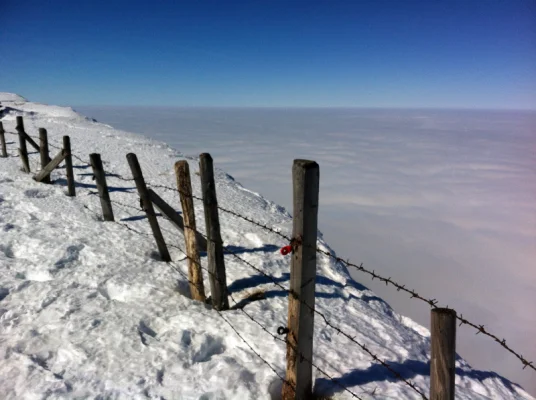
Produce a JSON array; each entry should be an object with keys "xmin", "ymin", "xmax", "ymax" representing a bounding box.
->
[{"xmin": 1, "ymin": 0, "xmax": 534, "ymax": 108}]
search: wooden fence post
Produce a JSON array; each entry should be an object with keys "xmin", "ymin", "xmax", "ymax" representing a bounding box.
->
[
  {"xmin": 33, "ymin": 149, "xmax": 67, "ymax": 182},
  {"xmin": 199, "ymin": 153, "xmax": 228, "ymax": 310},
  {"xmin": 0, "ymin": 121, "xmax": 6, "ymax": 158},
  {"xmin": 63, "ymin": 136, "xmax": 76, "ymax": 196},
  {"xmin": 148, "ymin": 188, "xmax": 208, "ymax": 252},
  {"xmin": 175, "ymin": 160, "xmax": 206, "ymax": 302},
  {"xmin": 39, "ymin": 128, "xmax": 51, "ymax": 183},
  {"xmin": 126, "ymin": 153, "xmax": 171, "ymax": 262},
  {"xmin": 16, "ymin": 116, "xmax": 30, "ymax": 173},
  {"xmin": 430, "ymin": 308, "xmax": 457, "ymax": 400},
  {"xmin": 282, "ymin": 159, "xmax": 320, "ymax": 400},
  {"xmin": 89, "ymin": 153, "xmax": 114, "ymax": 221}
]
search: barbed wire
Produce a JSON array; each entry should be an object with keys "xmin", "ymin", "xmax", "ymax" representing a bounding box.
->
[
  {"xmin": 86, "ymin": 191, "xmax": 143, "ymax": 213},
  {"xmin": 166, "ymin": 255, "xmax": 293, "ymax": 393},
  {"xmin": 153, "ymin": 180, "xmax": 536, "ymax": 374},
  {"xmin": 219, "ymin": 241, "xmax": 428, "ymax": 398},
  {"xmin": 229, "ymin": 210, "xmax": 536, "ymax": 372},
  {"xmin": 160, "ymin": 225, "xmax": 363, "ymax": 399},
  {"xmin": 232, "ymin": 289, "xmax": 365, "ymax": 400},
  {"xmin": 317, "ymin": 254, "xmax": 536, "ymax": 372}
]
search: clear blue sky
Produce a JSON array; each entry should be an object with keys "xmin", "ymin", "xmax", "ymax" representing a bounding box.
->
[{"xmin": 1, "ymin": 0, "xmax": 534, "ymax": 108}]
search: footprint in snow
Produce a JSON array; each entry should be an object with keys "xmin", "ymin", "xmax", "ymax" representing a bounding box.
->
[
  {"xmin": 23, "ymin": 189, "xmax": 49, "ymax": 198},
  {"xmin": 0, "ymin": 288, "xmax": 9, "ymax": 301},
  {"xmin": 191, "ymin": 334, "xmax": 225, "ymax": 363},
  {"xmin": 3, "ymin": 223, "xmax": 17, "ymax": 232},
  {"xmin": 52, "ymin": 244, "xmax": 85, "ymax": 271},
  {"xmin": 179, "ymin": 331, "xmax": 226, "ymax": 363},
  {"xmin": 138, "ymin": 321, "xmax": 158, "ymax": 346},
  {"xmin": 0, "ymin": 243, "xmax": 14, "ymax": 258}
]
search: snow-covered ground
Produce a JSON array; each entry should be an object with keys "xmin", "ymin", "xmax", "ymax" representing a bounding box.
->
[{"xmin": 0, "ymin": 93, "xmax": 533, "ymax": 399}]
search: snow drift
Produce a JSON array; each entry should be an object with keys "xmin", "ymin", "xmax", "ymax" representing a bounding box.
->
[{"xmin": 0, "ymin": 93, "xmax": 532, "ymax": 399}]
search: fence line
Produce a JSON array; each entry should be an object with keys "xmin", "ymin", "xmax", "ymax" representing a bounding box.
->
[
  {"xmin": 1, "ymin": 117, "xmax": 534, "ymax": 399},
  {"xmin": 8, "ymin": 123, "xmax": 534, "ymax": 373},
  {"xmin": 85, "ymin": 188, "xmax": 394, "ymax": 399}
]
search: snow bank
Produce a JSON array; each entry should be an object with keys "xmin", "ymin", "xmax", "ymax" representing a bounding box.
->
[
  {"xmin": 0, "ymin": 94, "xmax": 532, "ymax": 399},
  {"xmin": 0, "ymin": 92, "xmax": 27, "ymax": 102}
]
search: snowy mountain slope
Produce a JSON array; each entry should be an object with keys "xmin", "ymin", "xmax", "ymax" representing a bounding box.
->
[
  {"xmin": 0, "ymin": 94, "xmax": 532, "ymax": 399},
  {"xmin": 0, "ymin": 93, "xmax": 27, "ymax": 102}
]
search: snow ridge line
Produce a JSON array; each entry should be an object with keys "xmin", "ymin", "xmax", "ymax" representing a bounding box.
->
[{"xmin": 2, "ymin": 123, "xmax": 534, "ymax": 384}]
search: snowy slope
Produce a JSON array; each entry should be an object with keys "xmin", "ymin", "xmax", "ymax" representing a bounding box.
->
[
  {"xmin": 0, "ymin": 93, "xmax": 27, "ymax": 102},
  {"xmin": 0, "ymin": 94, "xmax": 532, "ymax": 400}
]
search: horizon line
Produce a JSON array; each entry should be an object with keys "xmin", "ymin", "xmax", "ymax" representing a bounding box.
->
[{"xmin": 72, "ymin": 104, "xmax": 536, "ymax": 112}]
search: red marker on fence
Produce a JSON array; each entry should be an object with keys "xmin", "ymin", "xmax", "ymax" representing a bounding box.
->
[{"xmin": 280, "ymin": 245, "xmax": 292, "ymax": 256}]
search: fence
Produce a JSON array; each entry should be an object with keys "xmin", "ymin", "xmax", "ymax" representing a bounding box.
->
[{"xmin": 0, "ymin": 115, "xmax": 534, "ymax": 400}]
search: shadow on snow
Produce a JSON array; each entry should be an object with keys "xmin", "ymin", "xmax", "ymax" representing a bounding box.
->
[{"xmin": 313, "ymin": 358, "xmax": 523, "ymax": 397}]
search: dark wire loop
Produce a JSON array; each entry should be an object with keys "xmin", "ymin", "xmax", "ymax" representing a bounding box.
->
[{"xmin": 277, "ymin": 326, "xmax": 289, "ymax": 335}]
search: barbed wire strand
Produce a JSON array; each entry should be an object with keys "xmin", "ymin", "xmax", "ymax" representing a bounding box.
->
[
  {"xmin": 158, "ymin": 224, "xmax": 364, "ymax": 399},
  {"xmin": 149, "ymin": 181, "xmax": 536, "ymax": 373}
]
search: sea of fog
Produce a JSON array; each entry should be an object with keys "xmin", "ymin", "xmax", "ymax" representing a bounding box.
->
[{"xmin": 76, "ymin": 106, "xmax": 536, "ymax": 394}]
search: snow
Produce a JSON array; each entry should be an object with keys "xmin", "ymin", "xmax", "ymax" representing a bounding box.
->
[
  {"xmin": 0, "ymin": 93, "xmax": 27, "ymax": 102},
  {"xmin": 0, "ymin": 93, "xmax": 533, "ymax": 399}
]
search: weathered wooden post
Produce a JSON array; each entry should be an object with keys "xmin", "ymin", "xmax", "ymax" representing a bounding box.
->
[
  {"xmin": 0, "ymin": 121, "xmax": 6, "ymax": 157},
  {"xmin": 16, "ymin": 116, "xmax": 30, "ymax": 172},
  {"xmin": 430, "ymin": 308, "xmax": 457, "ymax": 400},
  {"xmin": 63, "ymin": 136, "xmax": 76, "ymax": 196},
  {"xmin": 199, "ymin": 153, "xmax": 228, "ymax": 310},
  {"xmin": 126, "ymin": 153, "xmax": 171, "ymax": 262},
  {"xmin": 90, "ymin": 153, "xmax": 114, "ymax": 221},
  {"xmin": 33, "ymin": 149, "xmax": 67, "ymax": 182},
  {"xmin": 175, "ymin": 160, "xmax": 206, "ymax": 302},
  {"xmin": 282, "ymin": 159, "xmax": 320, "ymax": 400},
  {"xmin": 39, "ymin": 128, "xmax": 51, "ymax": 183}
]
